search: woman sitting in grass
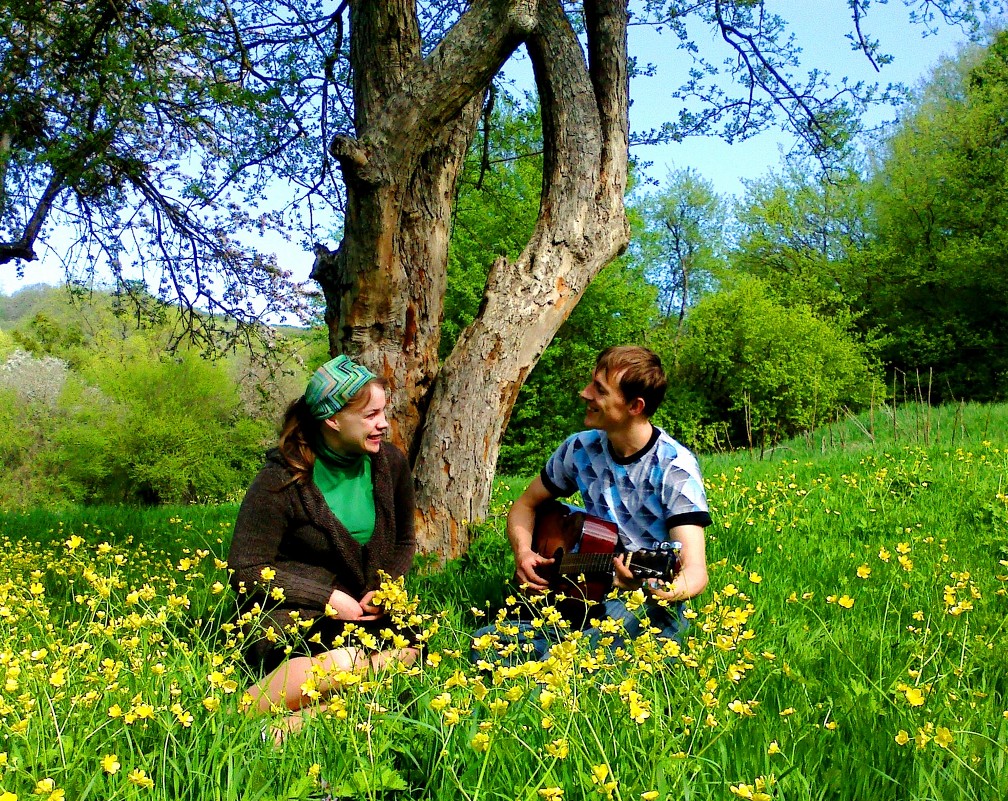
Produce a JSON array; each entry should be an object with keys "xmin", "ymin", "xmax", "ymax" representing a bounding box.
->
[{"xmin": 227, "ymin": 355, "xmax": 417, "ymax": 738}]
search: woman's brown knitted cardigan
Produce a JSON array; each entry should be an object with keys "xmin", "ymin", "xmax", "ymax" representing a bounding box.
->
[{"xmin": 227, "ymin": 441, "xmax": 416, "ymax": 668}]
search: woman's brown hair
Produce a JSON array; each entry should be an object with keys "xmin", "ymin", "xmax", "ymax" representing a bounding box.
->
[{"xmin": 277, "ymin": 396, "xmax": 320, "ymax": 485}]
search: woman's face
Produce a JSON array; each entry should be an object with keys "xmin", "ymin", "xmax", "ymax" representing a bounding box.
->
[{"xmin": 322, "ymin": 382, "xmax": 389, "ymax": 455}]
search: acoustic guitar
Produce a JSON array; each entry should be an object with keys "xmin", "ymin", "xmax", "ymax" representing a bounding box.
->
[{"xmin": 529, "ymin": 499, "xmax": 682, "ymax": 623}]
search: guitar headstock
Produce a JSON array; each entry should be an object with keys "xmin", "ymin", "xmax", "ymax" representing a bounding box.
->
[{"xmin": 626, "ymin": 541, "xmax": 682, "ymax": 581}]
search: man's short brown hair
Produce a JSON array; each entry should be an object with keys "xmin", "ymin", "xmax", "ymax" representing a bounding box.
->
[{"xmin": 596, "ymin": 345, "xmax": 667, "ymax": 417}]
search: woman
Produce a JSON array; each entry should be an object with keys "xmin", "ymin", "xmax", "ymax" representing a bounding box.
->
[{"xmin": 227, "ymin": 354, "xmax": 417, "ymax": 731}]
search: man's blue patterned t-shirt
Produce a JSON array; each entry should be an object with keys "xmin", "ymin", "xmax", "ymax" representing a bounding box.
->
[{"xmin": 541, "ymin": 426, "xmax": 711, "ymax": 552}]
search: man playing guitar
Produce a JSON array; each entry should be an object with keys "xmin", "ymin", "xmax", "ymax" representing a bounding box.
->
[{"xmin": 478, "ymin": 345, "xmax": 711, "ymax": 661}]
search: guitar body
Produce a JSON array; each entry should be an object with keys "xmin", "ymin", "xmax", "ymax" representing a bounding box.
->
[
  {"xmin": 529, "ymin": 500, "xmax": 682, "ymax": 625},
  {"xmin": 531, "ymin": 500, "xmax": 618, "ymax": 611}
]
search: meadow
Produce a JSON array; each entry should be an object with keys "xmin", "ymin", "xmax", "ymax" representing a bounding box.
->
[{"xmin": 1, "ymin": 402, "xmax": 1006, "ymax": 801}]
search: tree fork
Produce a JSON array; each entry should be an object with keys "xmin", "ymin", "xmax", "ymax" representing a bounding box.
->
[{"xmin": 411, "ymin": 1, "xmax": 631, "ymax": 558}]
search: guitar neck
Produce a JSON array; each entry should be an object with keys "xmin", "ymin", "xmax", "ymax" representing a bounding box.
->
[{"xmin": 557, "ymin": 552, "xmax": 616, "ymax": 576}]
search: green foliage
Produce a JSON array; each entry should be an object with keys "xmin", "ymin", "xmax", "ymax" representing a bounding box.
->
[
  {"xmin": 860, "ymin": 32, "xmax": 1008, "ymax": 401},
  {"xmin": 0, "ymin": 284, "xmax": 54, "ymax": 327},
  {"xmin": 0, "ymin": 286, "xmax": 314, "ymax": 508},
  {"xmin": 0, "ymin": 386, "xmax": 31, "ymax": 466},
  {"xmin": 675, "ymin": 275, "xmax": 880, "ymax": 448},
  {"xmin": 443, "ymin": 93, "xmax": 543, "ymax": 359},
  {"xmin": 49, "ymin": 352, "xmax": 268, "ymax": 504},
  {"xmin": 631, "ymin": 168, "xmax": 728, "ymax": 323},
  {"xmin": 732, "ymin": 163, "xmax": 870, "ymax": 319}
]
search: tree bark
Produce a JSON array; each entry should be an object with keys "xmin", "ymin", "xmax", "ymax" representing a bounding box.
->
[{"xmin": 315, "ymin": 0, "xmax": 631, "ymax": 559}]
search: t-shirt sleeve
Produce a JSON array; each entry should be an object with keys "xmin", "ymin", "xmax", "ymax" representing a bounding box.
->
[
  {"xmin": 661, "ymin": 449, "xmax": 712, "ymax": 530},
  {"xmin": 541, "ymin": 433, "xmax": 581, "ymax": 498}
]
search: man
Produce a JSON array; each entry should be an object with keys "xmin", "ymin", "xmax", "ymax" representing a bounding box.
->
[{"xmin": 476, "ymin": 345, "xmax": 711, "ymax": 662}]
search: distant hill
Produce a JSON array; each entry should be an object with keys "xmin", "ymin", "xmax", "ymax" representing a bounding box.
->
[{"xmin": 0, "ymin": 284, "xmax": 62, "ymax": 328}]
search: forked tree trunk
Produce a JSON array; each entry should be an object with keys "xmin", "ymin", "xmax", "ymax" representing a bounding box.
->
[{"xmin": 313, "ymin": 0, "xmax": 630, "ymax": 559}]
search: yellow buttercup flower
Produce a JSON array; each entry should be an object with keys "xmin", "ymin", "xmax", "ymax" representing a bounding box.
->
[
  {"xmin": 934, "ymin": 727, "xmax": 954, "ymax": 748},
  {"xmin": 895, "ymin": 730, "xmax": 910, "ymax": 745},
  {"xmin": 904, "ymin": 687, "xmax": 926, "ymax": 707},
  {"xmin": 128, "ymin": 769, "xmax": 154, "ymax": 789},
  {"xmin": 102, "ymin": 753, "xmax": 121, "ymax": 774},
  {"xmin": 545, "ymin": 738, "xmax": 569, "ymax": 759},
  {"xmin": 470, "ymin": 731, "xmax": 490, "ymax": 752}
]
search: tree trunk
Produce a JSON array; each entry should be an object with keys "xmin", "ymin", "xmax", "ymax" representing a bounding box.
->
[{"xmin": 314, "ymin": 0, "xmax": 631, "ymax": 559}]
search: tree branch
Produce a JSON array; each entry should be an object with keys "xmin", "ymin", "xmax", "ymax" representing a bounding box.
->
[
  {"xmin": 333, "ymin": 0, "xmax": 533, "ymax": 185},
  {"xmin": 713, "ymin": 0, "xmax": 831, "ymax": 151},
  {"xmin": 851, "ymin": 0, "xmax": 882, "ymax": 73},
  {"xmin": 583, "ymin": 0, "xmax": 630, "ymax": 191},
  {"xmin": 526, "ymin": 0, "xmax": 602, "ymax": 215},
  {"xmin": 475, "ymin": 83, "xmax": 497, "ymax": 190},
  {"xmin": 0, "ymin": 171, "xmax": 66, "ymax": 265}
]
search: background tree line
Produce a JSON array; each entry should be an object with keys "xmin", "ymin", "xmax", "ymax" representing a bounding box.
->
[
  {"xmin": 0, "ymin": 286, "xmax": 327, "ymax": 507},
  {"xmin": 478, "ymin": 29, "xmax": 1008, "ymax": 465},
  {"xmin": 3, "ymin": 23, "xmax": 1006, "ymax": 521}
]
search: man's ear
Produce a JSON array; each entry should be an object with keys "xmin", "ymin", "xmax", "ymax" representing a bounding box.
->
[{"xmin": 627, "ymin": 396, "xmax": 647, "ymax": 417}]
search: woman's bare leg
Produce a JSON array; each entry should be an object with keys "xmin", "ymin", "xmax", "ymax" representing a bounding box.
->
[
  {"xmin": 246, "ymin": 648, "xmax": 360, "ymax": 713},
  {"xmin": 246, "ymin": 646, "xmax": 419, "ymax": 714}
]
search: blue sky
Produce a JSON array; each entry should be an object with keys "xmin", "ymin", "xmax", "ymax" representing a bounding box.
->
[
  {"xmin": 624, "ymin": 0, "xmax": 982, "ymax": 196},
  {"xmin": 2, "ymin": 3, "xmax": 991, "ymax": 295}
]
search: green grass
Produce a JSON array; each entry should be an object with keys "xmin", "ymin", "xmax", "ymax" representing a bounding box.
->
[{"xmin": 1, "ymin": 403, "xmax": 1006, "ymax": 800}]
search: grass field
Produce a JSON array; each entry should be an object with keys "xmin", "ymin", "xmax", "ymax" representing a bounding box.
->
[{"xmin": 1, "ymin": 401, "xmax": 1006, "ymax": 800}]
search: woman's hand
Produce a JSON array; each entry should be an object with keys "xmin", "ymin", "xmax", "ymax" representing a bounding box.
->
[
  {"xmin": 326, "ymin": 588, "xmax": 382, "ymax": 621},
  {"xmin": 358, "ymin": 590, "xmax": 385, "ymax": 617}
]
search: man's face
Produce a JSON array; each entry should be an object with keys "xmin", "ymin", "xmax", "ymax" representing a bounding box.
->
[{"xmin": 579, "ymin": 368, "xmax": 632, "ymax": 431}]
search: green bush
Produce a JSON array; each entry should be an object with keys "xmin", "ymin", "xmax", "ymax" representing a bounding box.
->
[
  {"xmin": 48, "ymin": 351, "xmax": 270, "ymax": 504},
  {"xmin": 676, "ymin": 275, "xmax": 880, "ymax": 448}
]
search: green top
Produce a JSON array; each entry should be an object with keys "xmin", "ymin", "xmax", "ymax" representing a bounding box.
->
[{"xmin": 312, "ymin": 447, "xmax": 375, "ymax": 546}]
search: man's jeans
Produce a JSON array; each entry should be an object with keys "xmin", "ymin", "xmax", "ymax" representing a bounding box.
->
[{"xmin": 471, "ymin": 595, "xmax": 688, "ymax": 665}]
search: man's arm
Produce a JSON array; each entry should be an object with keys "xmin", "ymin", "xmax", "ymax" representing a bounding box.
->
[
  {"xmin": 507, "ymin": 475, "xmax": 555, "ymax": 591},
  {"xmin": 612, "ymin": 523, "xmax": 709, "ymax": 601},
  {"xmin": 653, "ymin": 523, "xmax": 708, "ymax": 601}
]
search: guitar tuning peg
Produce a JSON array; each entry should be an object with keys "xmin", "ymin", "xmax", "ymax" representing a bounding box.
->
[{"xmin": 658, "ymin": 540, "xmax": 683, "ymax": 554}]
